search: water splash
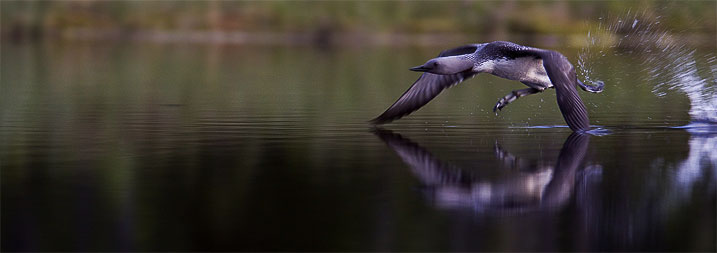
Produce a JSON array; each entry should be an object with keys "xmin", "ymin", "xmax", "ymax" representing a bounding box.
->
[
  {"xmin": 578, "ymin": 11, "xmax": 717, "ymax": 123},
  {"xmin": 510, "ymin": 125, "xmax": 612, "ymax": 135},
  {"xmin": 671, "ymin": 121, "xmax": 717, "ymax": 135}
]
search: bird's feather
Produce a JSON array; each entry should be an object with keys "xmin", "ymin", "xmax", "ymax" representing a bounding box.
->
[
  {"xmin": 370, "ymin": 41, "xmax": 593, "ymax": 132},
  {"xmin": 370, "ymin": 71, "xmax": 475, "ymax": 124},
  {"xmin": 481, "ymin": 42, "xmax": 591, "ymax": 131},
  {"xmin": 438, "ymin": 44, "xmax": 479, "ymax": 57},
  {"xmin": 539, "ymin": 51, "xmax": 591, "ymax": 132},
  {"xmin": 370, "ymin": 45, "xmax": 480, "ymax": 124}
]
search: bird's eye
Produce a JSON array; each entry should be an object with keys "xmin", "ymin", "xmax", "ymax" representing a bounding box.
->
[{"xmin": 433, "ymin": 62, "xmax": 439, "ymax": 67}]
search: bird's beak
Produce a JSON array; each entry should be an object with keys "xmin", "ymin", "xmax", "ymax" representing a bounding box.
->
[{"xmin": 409, "ymin": 65, "xmax": 431, "ymax": 72}]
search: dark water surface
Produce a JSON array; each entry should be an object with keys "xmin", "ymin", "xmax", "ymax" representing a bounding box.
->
[{"xmin": 1, "ymin": 42, "xmax": 715, "ymax": 251}]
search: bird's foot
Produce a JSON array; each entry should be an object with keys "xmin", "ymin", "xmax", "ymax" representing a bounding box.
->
[
  {"xmin": 592, "ymin": 80, "xmax": 605, "ymax": 93},
  {"xmin": 579, "ymin": 79, "xmax": 605, "ymax": 93},
  {"xmin": 493, "ymin": 99, "xmax": 507, "ymax": 113}
]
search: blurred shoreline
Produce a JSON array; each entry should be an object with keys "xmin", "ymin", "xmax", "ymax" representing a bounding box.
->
[
  {"xmin": 3, "ymin": 1, "xmax": 714, "ymax": 48},
  {"xmin": 5, "ymin": 29, "xmax": 715, "ymax": 48}
]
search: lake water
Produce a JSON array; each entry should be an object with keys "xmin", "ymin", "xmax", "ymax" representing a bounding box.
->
[{"xmin": 1, "ymin": 42, "xmax": 715, "ymax": 251}]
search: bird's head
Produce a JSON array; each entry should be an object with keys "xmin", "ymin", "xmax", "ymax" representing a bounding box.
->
[{"xmin": 409, "ymin": 56, "xmax": 473, "ymax": 75}]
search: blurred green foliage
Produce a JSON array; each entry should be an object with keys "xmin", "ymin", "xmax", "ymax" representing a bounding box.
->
[{"xmin": 2, "ymin": 0, "xmax": 715, "ymax": 41}]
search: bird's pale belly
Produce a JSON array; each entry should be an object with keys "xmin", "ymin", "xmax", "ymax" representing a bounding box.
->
[{"xmin": 492, "ymin": 57, "xmax": 553, "ymax": 88}]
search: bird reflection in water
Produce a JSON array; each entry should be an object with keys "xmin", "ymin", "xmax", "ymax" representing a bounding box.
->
[{"xmin": 373, "ymin": 129, "xmax": 601, "ymax": 213}]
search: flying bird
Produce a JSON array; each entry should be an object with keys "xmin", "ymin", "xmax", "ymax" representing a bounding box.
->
[{"xmin": 370, "ymin": 41, "xmax": 604, "ymax": 132}]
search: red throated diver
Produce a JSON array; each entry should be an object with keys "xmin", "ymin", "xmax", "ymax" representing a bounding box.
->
[{"xmin": 370, "ymin": 41, "xmax": 604, "ymax": 132}]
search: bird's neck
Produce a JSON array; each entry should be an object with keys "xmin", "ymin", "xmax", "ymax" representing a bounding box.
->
[{"xmin": 437, "ymin": 56, "xmax": 474, "ymax": 74}]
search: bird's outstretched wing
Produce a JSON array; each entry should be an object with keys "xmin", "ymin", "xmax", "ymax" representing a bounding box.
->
[
  {"xmin": 370, "ymin": 71, "xmax": 475, "ymax": 124},
  {"xmin": 437, "ymin": 44, "xmax": 480, "ymax": 57},
  {"xmin": 539, "ymin": 51, "xmax": 591, "ymax": 132},
  {"xmin": 370, "ymin": 45, "xmax": 480, "ymax": 124},
  {"xmin": 486, "ymin": 42, "xmax": 591, "ymax": 131}
]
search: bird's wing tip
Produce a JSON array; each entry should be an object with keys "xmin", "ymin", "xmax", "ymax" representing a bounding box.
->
[{"xmin": 368, "ymin": 117, "xmax": 390, "ymax": 125}]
